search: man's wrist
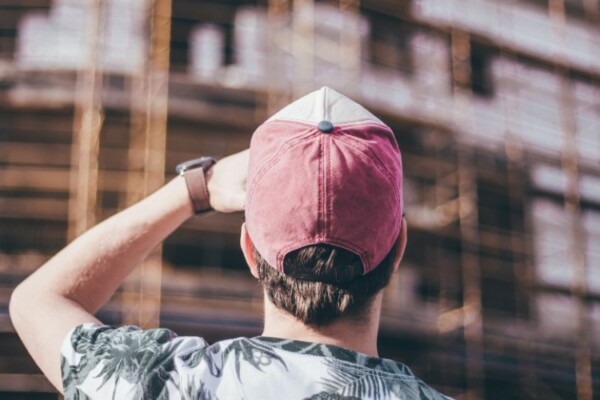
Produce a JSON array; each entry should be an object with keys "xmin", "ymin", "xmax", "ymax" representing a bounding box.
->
[
  {"xmin": 176, "ymin": 156, "xmax": 217, "ymax": 214},
  {"xmin": 182, "ymin": 167, "xmax": 211, "ymax": 213}
]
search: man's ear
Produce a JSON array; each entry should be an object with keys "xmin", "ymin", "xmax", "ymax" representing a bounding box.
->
[
  {"xmin": 392, "ymin": 217, "xmax": 408, "ymax": 274},
  {"xmin": 240, "ymin": 223, "xmax": 259, "ymax": 278}
]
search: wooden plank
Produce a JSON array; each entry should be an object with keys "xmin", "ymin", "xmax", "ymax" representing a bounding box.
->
[
  {"xmin": 0, "ymin": 357, "xmax": 44, "ymax": 375},
  {"xmin": 171, "ymin": 0, "xmax": 238, "ymax": 23},
  {"xmin": 0, "ymin": 142, "xmax": 132, "ymax": 170},
  {"xmin": 0, "ymin": 315, "xmax": 13, "ymax": 333},
  {"xmin": 0, "ymin": 143, "xmax": 71, "ymax": 167},
  {"xmin": 0, "ymin": 10, "xmax": 25, "ymax": 28},
  {"xmin": 0, "ymin": 374, "xmax": 55, "ymax": 393},
  {"xmin": 0, "ymin": 1, "xmax": 51, "ymax": 8},
  {"xmin": 0, "ymin": 167, "xmax": 131, "ymax": 192},
  {"xmin": 0, "ymin": 197, "xmax": 67, "ymax": 220},
  {"xmin": 0, "ymin": 167, "xmax": 71, "ymax": 192},
  {"xmin": 0, "ymin": 110, "xmax": 74, "ymax": 142}
]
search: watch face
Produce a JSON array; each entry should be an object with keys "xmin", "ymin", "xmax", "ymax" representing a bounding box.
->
[{"xmin": 176, "ymin": 157, "xmax": 216, "ymax": 175}]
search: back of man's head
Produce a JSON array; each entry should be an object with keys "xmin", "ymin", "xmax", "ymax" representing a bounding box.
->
[{"xmin": 245, "ymin": 87, "xmax": 404, "ymax": 326}]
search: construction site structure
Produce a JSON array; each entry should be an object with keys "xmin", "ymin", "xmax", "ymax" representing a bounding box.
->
[{"xmin": 0, "ymin": 0, "xmax": 599, "ymax": 399}]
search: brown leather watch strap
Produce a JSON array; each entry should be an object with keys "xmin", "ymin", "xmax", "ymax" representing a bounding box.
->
[{"xmin": 183, "ymin": 167, "xmax": 211, "ymax": 213}]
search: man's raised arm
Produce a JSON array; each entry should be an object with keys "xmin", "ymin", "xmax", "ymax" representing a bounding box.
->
[{"xmin": 8, "ymin": 149, "xmax": 248, "ymax": 392}]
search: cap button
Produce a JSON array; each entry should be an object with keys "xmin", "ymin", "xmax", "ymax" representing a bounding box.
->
[{"xmin": 317, "ymin": 120, "xmax": 334, "ymax": 133}]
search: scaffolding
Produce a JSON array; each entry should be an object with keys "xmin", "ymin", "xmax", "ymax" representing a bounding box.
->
[
  {"xmin": 67, "ymin": 0, "xmax": 103, "ymax": 241},
  {"xmin": 120, "ymin": 0, "xmax": 173, "ymax": 330},
  {"xmin": 549, "ymin": 2, "xmax": 592, "ymax": 399},
  {"xmin": 64, "ymin": 0, "xmax": 171, "ymax": 330}
]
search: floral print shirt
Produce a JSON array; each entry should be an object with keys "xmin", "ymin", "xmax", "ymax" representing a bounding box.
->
[{"xmin": 61, "ymin": 323, "xmax": 452, "ymax": 400}]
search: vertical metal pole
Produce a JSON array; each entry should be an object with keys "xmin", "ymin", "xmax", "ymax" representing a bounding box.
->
[
  {"xmin": 137, "ymin": 0, "xmax": 172, "ymax": 330},
  {"xmin": 267, "ymin": 0, "xmax": 291, "ymax": 115},
  {"xmin": 339, "ymin": 0, "xmax": 361, "ymax": 93},
  {"xmin": 503, "ymin": 79, "xmax": 536, "ymax": 400},
  {"xmin": 582, "ymin": 0, "xmax": 600, "ymax": 24},
  {"xmin": 548, "ymin": 1, "xmax": 592, "ymax": 398},
  {"xmin": 435, "ymin": 156, "xmax": 454, "ymax": 323},
  {"xmin": 121, "ymin": 0, "xmax": 171, "ymax": 329},
  {"xmin": 125, "ymin": 76, "xmax": 148, "ymax": 207},
  {"xmin": 68, "ymin": 0, "xmax": 104, "ymax": 241},
  {"xmin": 121, "ymin": 9, "xmax": 150, "ymax": 327},
  {"xmin": 292, "ymin": 0, "xmax": 314, "ymax": 97},
  {"xmin": 562, "ymin": 72, "xmax": 592, "ymax": 400},
  {"xmin": 497, "ymin": 4, "xmax": 537, "ymax": 397},
  {"xmin": 451, "ymin": 28, "xmax": 484, "ymax": 400}
]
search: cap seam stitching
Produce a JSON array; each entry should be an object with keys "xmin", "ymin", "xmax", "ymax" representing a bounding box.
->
[
  {"xmin": 326, "ymin": 136, "xmax": 332, "ymax": 239},
  {"xmin": 318, "ymin": 135, "xmax": 324, "ymax": 243},
  {"xmin": 335, "ymin": 135, "xmax": 402, "ymax": 206},
  {"xmin": 246, "ymin": 130, "xmax": 317, "ymax": 210}
]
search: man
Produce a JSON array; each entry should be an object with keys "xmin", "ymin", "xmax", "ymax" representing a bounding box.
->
[{"xmin": 10, "ymin": 87, "xmax": 451, "ymax": 399}]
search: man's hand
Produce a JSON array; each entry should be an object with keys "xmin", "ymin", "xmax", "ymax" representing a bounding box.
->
[{"xmin": 207, "ymin": 149, "xmax": 249, "ymax": 213}]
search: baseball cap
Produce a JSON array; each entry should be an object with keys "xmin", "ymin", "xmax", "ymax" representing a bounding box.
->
[{"xmin": 245, "ymin": 87, "xmax": 403, "ymax": 282}]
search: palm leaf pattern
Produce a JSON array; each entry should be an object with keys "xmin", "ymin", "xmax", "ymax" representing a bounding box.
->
[
  {"xmin": 63, "ymin": 325, "xmax": 184, "ymax": 399},
  {"xmin": 181, "ymin": 341, "xmax": 224, "ymax": 378},
  {"xmin": 260, "ymin": 339, "xmax": 448, "ymax": 400},
  {"xmin": 182, "ymin": 378, "xmax": 217, "ymax": 400},
  {"xmin": 318, "ymin": 358, "xmax": 404, "ymax": 399},
  {"xmin": 222, "ymin": 338, "xmax": 288, "ymax": 380},
  {"xmin": 257, "ymin": 338, "xmax": 412, "ymax": 376},
  {"xmin": 314, "ymin": 357, "xmax": 448, "ymax": 400},
  {"xmin": 305, "ymin": 393, "xmax": 361, "ymax": 400}
]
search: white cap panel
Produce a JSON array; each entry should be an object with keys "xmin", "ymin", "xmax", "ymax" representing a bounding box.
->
[{"xmin": 267, "ymin": 86, "xmax": 385, "ymax": 126}]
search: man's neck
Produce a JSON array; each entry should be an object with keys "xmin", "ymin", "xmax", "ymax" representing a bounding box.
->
[{"xmin": 260, "ymin": 292, "xmax": 383, "ymax": 357}]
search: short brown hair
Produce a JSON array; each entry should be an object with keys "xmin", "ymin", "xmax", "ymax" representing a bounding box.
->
[{"xmin": 255, "ymin": 242, "xmax": 398, "ymax": 327}]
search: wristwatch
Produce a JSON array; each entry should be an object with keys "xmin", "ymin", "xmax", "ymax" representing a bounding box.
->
[{"xmin": 176, "ymin": 156, "xmax": 217, "ymax": 213}]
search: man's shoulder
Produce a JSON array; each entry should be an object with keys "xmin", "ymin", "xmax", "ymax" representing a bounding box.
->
[
  {"xmin": 173, "ymin": 335, "xmax": 452, "ymax": 399},
  {"xmin": 225, "ymin": 337, "xmax": 453, "ymax": 400}
]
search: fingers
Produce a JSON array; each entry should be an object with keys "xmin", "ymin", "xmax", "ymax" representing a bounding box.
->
[{"xmin": 206, "ymin": 149, "xmax": 249, "ymax": 213}]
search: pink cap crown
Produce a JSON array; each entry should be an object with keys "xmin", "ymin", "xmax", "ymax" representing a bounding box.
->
[{"xmin": 246, "ymin": 87, "xmax": 403, "ymax": 282}]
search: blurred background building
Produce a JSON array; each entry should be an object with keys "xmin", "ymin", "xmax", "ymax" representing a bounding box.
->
[{"xmin": 0, "ymin": 0, "xmax": 599, "ymax": 399}]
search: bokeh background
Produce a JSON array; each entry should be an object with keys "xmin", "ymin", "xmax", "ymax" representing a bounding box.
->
[{"xmin": 0, "ymin": 0, "xmax": 599, "ymax": 399}]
